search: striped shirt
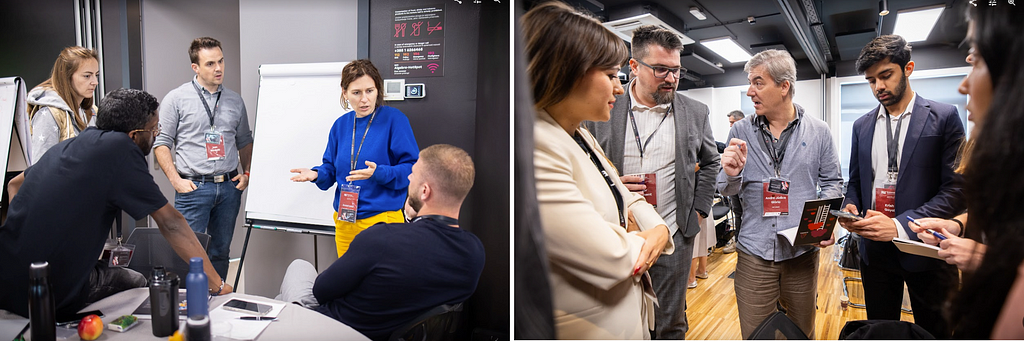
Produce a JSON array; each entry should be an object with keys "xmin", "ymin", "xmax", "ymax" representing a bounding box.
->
[{"xmin": 622, "ymin": 82, "xmax": 678, "ymax": 234}]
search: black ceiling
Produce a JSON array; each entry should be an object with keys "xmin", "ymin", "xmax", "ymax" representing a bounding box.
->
[{"xmin": 522, "ymin": 0, "xmax": 972, "ymax": 90}]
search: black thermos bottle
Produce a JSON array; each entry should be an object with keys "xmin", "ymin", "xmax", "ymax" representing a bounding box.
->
[
  {"xmin": 28, "ymin": 261, "xmax": 56, "ymax": 341},
  {"xmin": 150, "ymin": 266, "xmax": 180, "ymax": 337}
]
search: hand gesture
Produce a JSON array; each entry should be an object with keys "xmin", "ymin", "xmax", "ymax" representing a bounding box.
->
[
  {"xmin": 289, "ymin": 168, "xmax": 318, "ymax": 182},
  {"xmin": 847, "ymin": 210, "xmax": 899, "ymax": 242},
  {"xmin": 346, "ymin": 161, "xmax": 377, "ymax": 182},
  {"xmin": 172, "ymin": 178, "xmax": 197, "ymax": 193},
  {"xmin": 633, "ymin": 224, "xmax": 669, "ymax": 276},
  {"xmin": 620, "ymin": 175, "xmax": 646, "ymax": 194},
  {"xmin": 815, "ymin": 230, "xmax": 836, "ymax": 248},
  {"xmin": 907, "ymin": 217, "xmax": 958, "ymax": 246},
  {"xmin": 232, "ymin": 173, "xmax": 249, "ymax": 191},
  {"xmin": 837, "ymin": 203, "xmax": 860, "ymax": 229},
  {"xmin": 938, "ymin": 234, "xmax": 985, "ymax": 272},
  {"xmin": 722, "ymin": 138, "xmax": 748, "ymax": 176}
]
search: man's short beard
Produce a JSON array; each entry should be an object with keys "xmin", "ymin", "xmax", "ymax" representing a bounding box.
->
[
  {"xmin": 878, "ymin": 72, "xmax": 909, "ymax": 107},
  {"xmin": 651, "ymin": 83, "xmax": 676, "ymax": 104},
  {"xmin": 407, "ymin": 193, "xmax": 423, "ymax": 212}
]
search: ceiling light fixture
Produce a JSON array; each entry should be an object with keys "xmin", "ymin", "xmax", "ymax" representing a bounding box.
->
[
  {"xmin": 892, "ymin": 5, "xmax": 945, "ymax": 42},
  {"xmin": 879, "ymin": 0, "xmax": 889, "ymax": 16},
  {"xmin": 747, "ymin": 16, "xmax": 756, "ymax": 25},
  {"xmin": 689, "ymin": 6, "xmax": 707, "ymax": 21},
  {"xmin": 700, "ymin": 37, "xmax": 752, "ymax": 63}
]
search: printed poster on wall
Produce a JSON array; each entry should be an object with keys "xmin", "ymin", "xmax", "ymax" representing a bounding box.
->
[{"xmin": 392, "ymin": 4, "xmax": 445, "ymax": 77}]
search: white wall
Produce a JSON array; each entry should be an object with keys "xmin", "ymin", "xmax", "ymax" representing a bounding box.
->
[
  {"xmin": 237, "ymin": 0, "xmax": 358, "ymax": 298},
  {"xmin": 680, "ymin": 78, "xmax": 825, "ymax": 143}
]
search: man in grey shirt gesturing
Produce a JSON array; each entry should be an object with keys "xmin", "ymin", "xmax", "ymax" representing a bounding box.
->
[
  {"xmin": 154, "ymin": 37, "xmax": 254, "ymax": 280},
  {"xmin": 717, "ymin": 49, "xmax": 842, "ymax": 339}
]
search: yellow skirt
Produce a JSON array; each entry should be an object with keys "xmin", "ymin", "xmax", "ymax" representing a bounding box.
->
[{"xmin": 332, "ymin": 210, "xmax": 404, "ymax": 257}]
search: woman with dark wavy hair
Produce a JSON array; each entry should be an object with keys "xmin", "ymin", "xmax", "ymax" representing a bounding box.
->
[
  {"xmin": 943, "ymin": 2, "xmax": 1024, "ymax": 338},
  {"xmin": 523, "ymin": 2, "xmax": 672, "ymax": 339}
]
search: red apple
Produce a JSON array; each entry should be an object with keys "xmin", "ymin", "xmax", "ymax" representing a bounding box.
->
[{"xmin": 77, "ymin": 314, "xmax": 103, "ymax": 340}]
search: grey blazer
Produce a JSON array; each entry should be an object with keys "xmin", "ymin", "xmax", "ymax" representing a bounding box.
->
[{"xmin": 584, "ymin": 90, "xmax": 721, "ymax": 238}]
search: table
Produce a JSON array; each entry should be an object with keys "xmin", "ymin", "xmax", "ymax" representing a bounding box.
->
[{"xmin": 14, "ymin": 288, "xmax": 370, "ymax": 341}]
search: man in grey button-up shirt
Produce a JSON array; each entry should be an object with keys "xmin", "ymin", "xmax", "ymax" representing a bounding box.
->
[
  {"xmin": 717, "ymin": 50, "xmax": 842, "ymax": 339},
  {"xmin": 154, "ymin": 37, "xmax": 254, "ymax": 280}
]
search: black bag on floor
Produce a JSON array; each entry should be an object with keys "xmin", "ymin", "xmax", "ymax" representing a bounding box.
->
[{"xmin": 839, "ymin": 233, "xmax": 862, "ymax": 270}]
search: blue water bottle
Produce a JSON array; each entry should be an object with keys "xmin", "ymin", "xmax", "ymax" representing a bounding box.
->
[{"xmin": 186, "ymin": 257, "xmax": 208, "ymax": 318}]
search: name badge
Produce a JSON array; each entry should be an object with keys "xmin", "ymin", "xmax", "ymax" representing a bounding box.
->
[
  {"xmin": 763, "ymin": 177, "xmax": 790, "ymax": 216},
  {"xmin": 108, "ymin": 244, "xmax": 135, "ymax": 268},
  {"xmin": 874, "ymin": 183, "xmax": 897, "ymax": 218},
  {"xmin": 338, "ymin": 184, "xmax": 360, "ymax": 223},
  {"xmin": 205, "ymin": 131, "xmax": 226, "ymax": 161},
  {"xmin": 628, "ymin": 173, "xmax": 658, "ymax": 207}
]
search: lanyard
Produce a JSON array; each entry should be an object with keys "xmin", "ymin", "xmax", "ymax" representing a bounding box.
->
[
  {"xmin": 884, "ymin": 112, "xmax": 908, "ymax": 175},
  {"xmin": 757, "ymin": 117, "xmax": 795, "ymax": 177},
  {"xmin": 192, "ymin": 81, "xmax": 222, "ymax": 129},
  {"xmin": 627, "ymin": 103, "xmax": 671, "ymax": 161},
  {"xmin": 412, "ymin": 214, "xmax": 460, "ymax": 226},
  {"xmin": 115, "ymin": 210, "xmax": 123, "ymax": 245},
  {"xmin": 573, "ymin": 131, "xmax": 626, "ymax": 228},
  {"xmin": 350, "ymin": 108, "xmax": 378, "ymax": 175}
]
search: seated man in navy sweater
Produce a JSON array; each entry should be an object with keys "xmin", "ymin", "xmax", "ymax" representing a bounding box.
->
[{"xmin": 276, "ymin": 144, "xmax": 485, "ymax": 341}]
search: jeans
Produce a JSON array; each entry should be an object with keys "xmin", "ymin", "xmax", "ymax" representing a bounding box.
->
[
  {"xmin": 86, "ymin": 260, "xmax": 148, "ymax": 305},
  {"xmin": 175, "ymin": 179, "xmax": 242, "ymax": 279}
]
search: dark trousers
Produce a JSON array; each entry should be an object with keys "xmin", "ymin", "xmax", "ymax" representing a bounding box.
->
[
  {"xmin": 860, "ymin": 257, "xmax": 958, "ymax": 339},
  {"xmin": 648, "ymin": 231, "xmax": 695, "ymax": 339}
]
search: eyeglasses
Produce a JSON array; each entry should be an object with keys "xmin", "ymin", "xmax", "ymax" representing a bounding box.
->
[
  {"xmin": 635, "ymin": 59, "xmax": 683, "ymax": 79},
  {"xmin": 130, "ymin": 124, "xmax": 161, "ymax": 136}
]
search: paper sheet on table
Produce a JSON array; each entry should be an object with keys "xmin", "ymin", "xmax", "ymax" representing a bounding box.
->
[
  {"xmin": 209, "ymin": 298, "xmax": 286, "ymax": 340},
  {"xmin": 892, "ymin": 238, "xmax": 942, "ymax": 259},
  {"xmin": 0, "ymin": 318, "xmax": 28, "ymax": 341}
]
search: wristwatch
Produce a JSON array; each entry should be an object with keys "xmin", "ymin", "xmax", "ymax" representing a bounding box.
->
[{"xmin": 210, "ymin": 278, "xmax": 225, "ymax": 295}]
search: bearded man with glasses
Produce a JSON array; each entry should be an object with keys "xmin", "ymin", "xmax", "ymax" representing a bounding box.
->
[{"xmin": 584, "ymin": 25, "xmax": 720, "ymax": 340}]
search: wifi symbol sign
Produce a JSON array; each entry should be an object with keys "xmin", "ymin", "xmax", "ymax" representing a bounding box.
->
[{"xmin": 427, "ymin": 63, "xmax": 440, "ymax": 73}]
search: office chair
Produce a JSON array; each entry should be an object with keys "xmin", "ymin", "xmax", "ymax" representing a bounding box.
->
[
  {"xmin": 746, "ymin": 311, "xmax": 809, "ymax": 340},
  {"xmin": 125, "ymin": 228, "xmax": 211, "ymax": 288},
  {"xmin": 713, "ymin": 193, "xmax": 735, "ymax": 248},
  {"xmin": 389, "ymin": 302, "xmax": 464, "ymax": 341}
]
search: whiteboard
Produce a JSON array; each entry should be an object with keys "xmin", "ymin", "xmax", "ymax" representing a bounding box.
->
[
  {"xmin": 0, "ymin": 77, "xmax": 26, "ymax": 174},
  {"xmin": 245, "ymin": 62, "xmax": 349, "ymax": 228}
]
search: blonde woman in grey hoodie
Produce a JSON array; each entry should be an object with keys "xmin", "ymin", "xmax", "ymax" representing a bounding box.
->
[{"xmin": 26, "ymin": 46, "xmax": 99, "ymax": 164}]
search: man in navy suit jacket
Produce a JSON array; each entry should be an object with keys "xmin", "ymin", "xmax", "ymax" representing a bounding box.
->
[{"xmin": 840, "ymin": 35, "xmax": 965, "ymax": 338}]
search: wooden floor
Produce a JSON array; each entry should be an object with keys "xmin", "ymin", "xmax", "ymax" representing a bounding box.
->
[{"xmin": 684, "ymin": 244, "xmax": 914, "ymax": 340}]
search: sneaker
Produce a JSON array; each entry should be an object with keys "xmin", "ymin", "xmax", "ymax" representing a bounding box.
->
[
  {"xmin": 687, "ymin": 280, "xmax": 698, "ymax": 289},
  {"xmin": 722, "ymin": 238, "xmax": 736, "ymax": 254},
  {"xmin": 696, "ymin": 272, "xmax": 709, "ymax": 279}
]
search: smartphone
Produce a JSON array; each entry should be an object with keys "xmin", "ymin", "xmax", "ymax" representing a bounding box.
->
[
  {"xmin": 222, "ymin": 299, "xmax": 273, "ymax": 316},
  {"xmin": 829, "ymin": 209, "xmax": 863, "ymax": 221}
]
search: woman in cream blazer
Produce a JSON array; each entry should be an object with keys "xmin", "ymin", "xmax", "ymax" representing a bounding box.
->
[{"xmin": 523, "ymin": 3, "xmax": 674, "ymax": 339}]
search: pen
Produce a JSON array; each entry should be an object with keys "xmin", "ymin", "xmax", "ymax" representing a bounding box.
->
[
  {"xmin": 238, "ymin": 316, "xmax": 277, "ymax": 321},
  {"xmin": 906, "ymin": 216, "xmax": 947, "ymax": 241}
]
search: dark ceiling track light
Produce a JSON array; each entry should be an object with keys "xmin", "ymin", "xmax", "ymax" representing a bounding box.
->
[{"xmin": 879, "ymin": 0, "xmax": 890, "ymax": 16}]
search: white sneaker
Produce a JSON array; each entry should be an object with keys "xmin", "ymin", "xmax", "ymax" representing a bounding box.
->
[{"xmin": 722, "ymin": 238, "xmax": 736, "ymax": 254}]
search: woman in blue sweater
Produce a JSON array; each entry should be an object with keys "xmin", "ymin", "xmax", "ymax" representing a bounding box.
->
[{"xmin": 291, "ymin": 59, "xmax": 419, "ymax": 257}]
